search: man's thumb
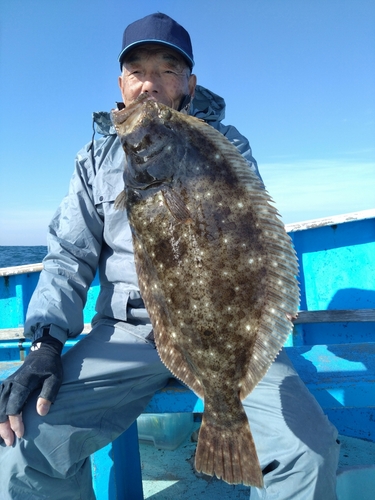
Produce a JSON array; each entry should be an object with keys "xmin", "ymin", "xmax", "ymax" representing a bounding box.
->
[{"xmin": 36, "ymin": 397, "xmax": 52, "ymax": 416}]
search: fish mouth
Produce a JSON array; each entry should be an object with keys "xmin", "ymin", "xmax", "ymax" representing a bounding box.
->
[
  {"xmin": 112, "ymin": 93, "xmax": 167, "ymax": 161},
  {"xmin": 111, "ymin": 93, "xmax": 156, "ymax": 126}
]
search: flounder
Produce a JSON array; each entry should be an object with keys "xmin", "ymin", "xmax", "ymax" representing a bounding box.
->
[{"xmin": 112, "ymin": 93, "xmax": 299, "ymax": 487}]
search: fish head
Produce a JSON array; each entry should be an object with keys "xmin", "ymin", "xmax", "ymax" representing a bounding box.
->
[{"xmin": 111, "ymin": 93, "xmax": 182, "ymax": 190}]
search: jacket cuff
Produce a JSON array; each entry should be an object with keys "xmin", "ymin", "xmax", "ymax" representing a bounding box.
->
[{"xmin": 33, "ymin": 324, "xmax": 68, "ymax": 345}]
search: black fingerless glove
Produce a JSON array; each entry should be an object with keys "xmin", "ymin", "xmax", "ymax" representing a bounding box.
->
[{"xmin": 0, "ymin": 330, "xmax": 63, "ymax": 422}]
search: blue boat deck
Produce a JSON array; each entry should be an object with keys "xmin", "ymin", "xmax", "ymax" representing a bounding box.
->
[{"xmin": 136, "ymin": 429, "xmax": 375, "ymax": 499}]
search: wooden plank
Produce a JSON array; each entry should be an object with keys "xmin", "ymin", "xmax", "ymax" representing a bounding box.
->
[
  {"xmin": 0, "ymin": 263, "xmax": 43, "ymax": 277},
  {"xmin": 0, "ymin": 328, "xmax": 25, "ymax": 340},
  {"xmin": 0, "ymin": 325, "xmax": 92, "ymax": 340},
  {"xmin": 293, "ymin": 309, "xmax": 375, "ymax": 324}
]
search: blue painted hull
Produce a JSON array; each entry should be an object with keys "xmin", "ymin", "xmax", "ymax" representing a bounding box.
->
[{"xmin": 1, "ymin": 209, "xmax": 374, "ymax": 498}]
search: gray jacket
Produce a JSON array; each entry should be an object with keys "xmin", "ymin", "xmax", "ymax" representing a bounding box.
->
[{"xmin": 25, "ymin": 85, "xmax": 261, "ymax": 345}]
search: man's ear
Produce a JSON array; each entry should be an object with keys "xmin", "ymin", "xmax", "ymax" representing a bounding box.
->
[
  {"xmin": 188, "ymin": 74, "xmax": 197, "ymax": 98},
  {"xmin": 118, "ymin": 74, "xmax": 125, "ymax": 101}
]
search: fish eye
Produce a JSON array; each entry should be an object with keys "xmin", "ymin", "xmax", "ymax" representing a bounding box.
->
[{"xmin": 159, "ymin": 108, "xmax": 172, "ymax": 120}]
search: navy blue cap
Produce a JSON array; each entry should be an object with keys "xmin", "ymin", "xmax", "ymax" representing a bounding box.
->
[{"xmin": 118, "ymin": 13, "xmax": 194, "ymax": 69}]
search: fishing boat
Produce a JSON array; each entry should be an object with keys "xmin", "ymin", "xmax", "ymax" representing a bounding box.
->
[{"xmin": 1, "ymin": 209, "xmax": 374, "ymax": 499}]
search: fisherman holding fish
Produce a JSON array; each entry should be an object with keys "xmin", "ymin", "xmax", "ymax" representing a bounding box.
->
[{"xmin": 0, "ymin": 13, "xmax": 340, "ymax": 499}]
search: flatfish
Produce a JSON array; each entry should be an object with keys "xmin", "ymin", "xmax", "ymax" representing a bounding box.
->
[{"xmin": 112, "ymin": 93, "xmax": 299, "ymax": 487}]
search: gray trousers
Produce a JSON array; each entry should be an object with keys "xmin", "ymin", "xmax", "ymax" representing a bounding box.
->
[{"xmin": 0, "ymin": 320, "xmax": 340, "ymax": 499}]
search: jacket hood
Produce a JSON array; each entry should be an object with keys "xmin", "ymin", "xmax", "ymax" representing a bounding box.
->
[
  {"xmin": 190, "ymin": 85, "xmax": 225, "ymax": 123},
  {"xmin": 92, "ymin": 84, "xmax": 226, "ymax": 137}
]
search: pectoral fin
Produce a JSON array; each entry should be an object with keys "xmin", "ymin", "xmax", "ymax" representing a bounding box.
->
[{"xmin": 162, "ymin": 187, "xmax": 192, "ymax": 223}]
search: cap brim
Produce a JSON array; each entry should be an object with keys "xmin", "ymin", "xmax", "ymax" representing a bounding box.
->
[{"xmin": 118, "ymin": 39, "xmax": 194, "ymax": 69}]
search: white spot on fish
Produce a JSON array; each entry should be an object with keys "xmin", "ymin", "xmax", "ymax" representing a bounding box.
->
[{"xmin": 246, "ymin": 325, "xmax": 251, "ymax": 331}]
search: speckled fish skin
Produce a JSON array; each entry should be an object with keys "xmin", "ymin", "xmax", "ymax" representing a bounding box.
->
[{"xmin": 112, "ymin": 93, "xmax": 299, "ymax": 488}]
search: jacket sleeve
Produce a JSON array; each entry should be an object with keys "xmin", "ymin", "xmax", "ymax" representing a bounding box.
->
[{"xmin": 24, "ymin": 146, "xmax": 104, "ymax": 345}]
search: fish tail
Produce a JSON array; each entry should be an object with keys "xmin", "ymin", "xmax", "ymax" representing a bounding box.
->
[{"xmin": 195, "ymin": 413, "xmax": 264, "ymax": 488}]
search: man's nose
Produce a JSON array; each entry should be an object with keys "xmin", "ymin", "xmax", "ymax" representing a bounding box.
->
[{"xmin": 141, "ymin": 74, "xmax": 160, "ymax": 94}]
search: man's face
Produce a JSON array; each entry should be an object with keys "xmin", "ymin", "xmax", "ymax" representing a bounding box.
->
[{"xmin": 118, "ymin": 44, "xmax": 196, "ymax": 110}]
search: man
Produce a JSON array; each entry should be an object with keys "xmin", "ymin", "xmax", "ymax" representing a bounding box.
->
[{"xmin": 0, "ymin": 13, "xmax": 340, "ymax": 499}]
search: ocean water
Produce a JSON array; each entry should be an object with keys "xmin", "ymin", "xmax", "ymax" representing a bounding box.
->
[{"xmin": 0, "ymin": 246, "xmax": 47, "ymax": 268}]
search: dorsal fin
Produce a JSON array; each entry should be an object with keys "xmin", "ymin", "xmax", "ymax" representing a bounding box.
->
[{"xmin": 176, "ymin": 113, "xmax": 300, "ymax": 398}]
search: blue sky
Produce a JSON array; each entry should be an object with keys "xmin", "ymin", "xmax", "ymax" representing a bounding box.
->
[{"xmin": 0, "ymin": 0, "xmax": 374, "ymax": 245}]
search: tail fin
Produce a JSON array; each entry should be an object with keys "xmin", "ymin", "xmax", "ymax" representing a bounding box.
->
[{"xmin": 195, "ymin": 414, "xmax": 264, "ymax": 488}]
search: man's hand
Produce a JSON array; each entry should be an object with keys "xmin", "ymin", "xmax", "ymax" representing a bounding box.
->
[{"xmin": 0, "ymin": 332, "xmax": 63, "ymax": 446}]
